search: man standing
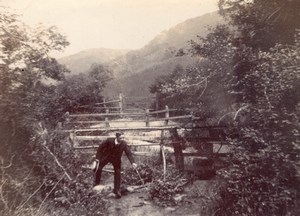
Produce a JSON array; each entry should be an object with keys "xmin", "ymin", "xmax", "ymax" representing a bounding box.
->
[{"xmin": 94, "ymin": 132, "xmax": 137, "ymax": 198}]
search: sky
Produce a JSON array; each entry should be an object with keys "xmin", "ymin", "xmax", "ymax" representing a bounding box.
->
[{"xmin": 1, "ymin": 0, "xmax": 219, "ymax": 57}]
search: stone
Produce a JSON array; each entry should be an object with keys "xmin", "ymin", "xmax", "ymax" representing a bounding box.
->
[
  {"xmin": 165, "ymin": 207, "xmax": 176, "ymax": 212},
  {"xmin": 173, "ymin": 194, "xmax": 187, "ymax": 202}
]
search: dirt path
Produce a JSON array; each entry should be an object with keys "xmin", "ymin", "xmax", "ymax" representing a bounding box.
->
[
  {"xmin": 106, "ymin": 190, "xmax": 204, "ymax": 216},
  {"xmin": 98, "ymin": 175, "xmax": 216, "ymax": 216},
  {"xmin": 98, "ymin": 175, "xmax": 166, "ymax": 216},
  {"xmin": 107, "ymin": 190, "xmax": 164, "ymax": 216}
]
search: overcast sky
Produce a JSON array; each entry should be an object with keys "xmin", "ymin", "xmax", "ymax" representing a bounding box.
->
[{"xmin": 2, "ymin": 0, "xmax": 219, "ymax": 57}]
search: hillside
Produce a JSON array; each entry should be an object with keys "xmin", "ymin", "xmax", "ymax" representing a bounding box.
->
[
  {"xmin": 58, "ymin": 48, "xmax": 129, "ymax": 74},
  {"xmin": 58, "ymin": 11, "xmax": 224, "ymax": 98},
  {"xmin": 109, "ymin": 11, "xmax": 224, "ymax": 78},
  {"xmin": 104, "ymin": 11, "xmax": 224, "ymax": 98},
  {"xmin": 103, "ymin": 55, "xmax": 203, "ymax": 98}
]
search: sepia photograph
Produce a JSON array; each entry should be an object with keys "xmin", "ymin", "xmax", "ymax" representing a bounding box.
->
[{"xmin": 0, "ymin": 0, "xmax": 299, "ymax": 215}]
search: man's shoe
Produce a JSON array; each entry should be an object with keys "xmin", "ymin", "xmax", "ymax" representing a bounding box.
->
[{"xmin": 113, "ymin": 190, "xmax": 122, "ymax": 198}]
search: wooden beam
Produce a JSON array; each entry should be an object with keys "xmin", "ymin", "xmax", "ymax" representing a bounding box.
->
[
  {"xmin": 185, "ymin": 138, "xmax": 226, "ymax": 142},
  {"xmin": 161, "ymin": 129, "xmax": 166, "ymax": 182},
  {"xmin": 128, "ymin": 142, "xmax": 160, "ymax": 146},
  {"xmin": 72, "ymin": 121, "xmax": 105, "ymax": 124},
  {"xmin": 132, "ymin": 151, "xmax": 153, "ymax": 156},
  {"xmin": 74, "ymin": 140, "xmax": 161, "ymax": 146},
  {"xmin": 161, "ymin": 115, "xmax": 192, "ymax": 121},
  {"xmin": 61, "ymin": 126, "xmax": 179, "ymax": 133},
  {"xmin": 69, "ymin": 112, "xmax": 145, "ymax": 117},
  {"xmin": 148, "ymin": 108, "xmax": 187, "ymax": 115},
  {"xmin": 95, "ymin": 99, "xmax": 120, "ymax": 105},
  {"xmin": 182, "ymin": 152, "xmax": 230, "ymax": 157},
  {"xmin": 74, "ymin": 145, "xmax": 98, "ymax": 149},
  {"xmin": 75, "ymin": 136, "xmax": 112, "ymax": 140},
  {"xmin": 72, "ymin": 116, "xmax": 190, "ymax": 125}
]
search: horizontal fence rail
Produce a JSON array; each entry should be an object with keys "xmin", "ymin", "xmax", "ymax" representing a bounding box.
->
[
  {"xmin": 60, "ymin": 94, "xmax": 230, "ymax": 181},
  {"xmin": 63, "ymin": 105, "xmax": 195, "ymax": 130}
]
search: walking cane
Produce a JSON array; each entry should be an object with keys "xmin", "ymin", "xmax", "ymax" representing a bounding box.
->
[{"xmin": 134, "ymin": 167, "xmax": 145, "ymax": 185}]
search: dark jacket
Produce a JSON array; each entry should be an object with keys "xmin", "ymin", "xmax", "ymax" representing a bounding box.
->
[{"xmin": 96, "ymin": 138, "xmax": 135, "ymax": 164}]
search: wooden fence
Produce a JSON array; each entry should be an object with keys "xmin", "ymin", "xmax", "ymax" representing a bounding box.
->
[
  {"xmin": 63, "ymin": 105, "xmax": 193, "ymax": 130},
  {"xmin": 87, "ymin": 94, "xmax": 157, "ymax": 114},
  {"xmin": 59, "ymin": 95, "xmax": 230, "ymax": 181}
]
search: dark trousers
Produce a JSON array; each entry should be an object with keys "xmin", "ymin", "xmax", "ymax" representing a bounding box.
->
[{"xmin": 95, "ymin": 160, "xmax": 121, "ymax": 193}]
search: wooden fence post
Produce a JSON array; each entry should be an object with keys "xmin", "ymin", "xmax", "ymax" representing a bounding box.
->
[
  {"xmin": 103, "ymin": 98, "xmax": 106, "ymax": 112},
  {"xmin": 145, "ymin": 109, "xmax": 150, "ymax": 127},
  {"xmin": 57, "ymin": 122, "xmax": 62, "ymax": 130},
  {"xmin": 105, "ymin": 108, "xmax": 110, "ymax": 128},
  {"xmin": 190, "ymin": 111, "xmax": 196, "ymax": 128},
  {"xmin": 170, "ymin": 128, "xmax": 184, "ymax": 172},
  {"xmin": 160, "ymin": 129, "xmax": 166, "ymax": 181},
  {"xmin": 164, "ymin": 105, "xmax": 169, "ymax": 126},
  {"xmin": 155, "ymin": 93, "xmax": 160, "ymax": 111},
  {"xmin": 119, "ymin": 93, "xmax": 123, "ymax": 113}
]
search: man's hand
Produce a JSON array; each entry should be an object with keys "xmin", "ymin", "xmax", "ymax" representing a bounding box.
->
[
  {"xmin": 132, "ymin": 163, "xmax": 137, "ymax": 169},
  {"xmin": 92, "ymin": 159, "xmax": 99, "ymax": 173}
]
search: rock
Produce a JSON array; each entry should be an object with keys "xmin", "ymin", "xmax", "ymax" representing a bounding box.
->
[
  {"xmin": 165, "ymin": 207, "xmax": 176, "ymax": 212},
  {"xmin": 93, "ymin": 185, "xmax": 106, "ymax": 192},
  {"xmin": 142, "ymin": 201, "xmax": 150, "ymax": 205},
  {"xmin": 107, "ymin": 192, "xmax": 117, "ymax": 198},
  {"xmin": 93, "ymin": 184, "xmax": 113, "ymax": 193},
  {"xmin": 126, "ymin": 186, "xmax": 135, "ymax": 192},
  {"xmin": 173, "ymin": 194, "xmax": 187, "ymax": 202}
]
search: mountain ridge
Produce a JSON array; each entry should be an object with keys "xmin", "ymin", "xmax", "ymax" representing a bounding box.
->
[
  {"xmin": 58, "ymin": 48, "xmax": 129, "ymax": 74},
  {"xmin": 58, "ymin": 11, "xmax": 225, "ymax": 98}
]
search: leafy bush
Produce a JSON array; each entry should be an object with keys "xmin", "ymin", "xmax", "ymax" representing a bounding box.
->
[
  {"xmin": 149, "ymin": 1, "xmax": 300, "ymax": 214},
  {"xmin": 55, "ymin": 64, "xmax": 112, "ymax": 114},
  {"xmin": 0, "ymin": 8, "xmax": 110, "ymax": 215},
  {"xmin": 122, "ymin": 163, "xmax": 153, "ymax": 185},
  {"xmin": 149, "ymin": 179, "xmax": 186, "ymax": 207},
  {"xmin": 148, "ymin": 167, "xmax": 188, "ymax": 207}
]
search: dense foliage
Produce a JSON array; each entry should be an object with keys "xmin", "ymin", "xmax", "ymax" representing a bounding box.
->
[
  {"xmin": 149, "ymin": 167, "xmax": 187, "ymax": 207},
  {"xmin": 122, "ymin": 163, "xmax": 153, "ymax": 185},
  {"xmin": 55, "ymin": 63, "xmax": 112, "ymax": 114},
  {"xmin": 150, "ymin": 25, "xmax": 235, "ymax": 122},
  {"xmin": 0, "ymin": 8, "xmax": 69, "ymax": 214},
  {"xmin": 0, "ymin": 8, "xmax": 110, "ymax": 215},
  {"xmin": 219, "ymin": 0, "xmax": 300, "ymax": 49},
  {"xmin": 150, "ymin": 0, "xmax": 300, "ymax": 215},
  {"xmin": 0, "ymin": 7, "xmax": 69, "ymax": 153},
  {"xmin": 216, "ymin": 44, "xmax": 300, "ymax": 216}
]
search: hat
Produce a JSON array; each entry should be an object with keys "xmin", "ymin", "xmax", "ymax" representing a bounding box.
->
[{"xmin": 116, "ymin": 132, "xmax": 124, "ymax": 137}]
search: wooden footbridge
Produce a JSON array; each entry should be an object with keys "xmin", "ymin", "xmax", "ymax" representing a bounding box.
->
[{"xmin": 59, "ymin": 94, "xmax": 230, "ymax": 179}]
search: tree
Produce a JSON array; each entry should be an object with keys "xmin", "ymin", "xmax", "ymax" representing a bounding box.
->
[
  {"xmin": 0, "ymin": 7, "xmax": 70, "ymax": 213},
  {"xmin": 55, "ymin": 63, "xmax": 113, "ymax": 113},
  {"xmin": 205, "ymin": 1, "xmax": 300, "ymax": 215},
  {"xmin": 150, "ymin": 25, "xmax": 235, "ymax": 123},
  {"xmin": 88, "ymin": 63, "xmax": 113, "ymax": 89},
  {"xmin": 149, "ymin": 0, "xmax": 300, "ymax": 214},
  {"xmin": 0, "ymin": 7, "xmax": 69, "ymax": 151},
  {"xmin": 216, "ymin": 44, "xmax": 300, "ymax": 216},
  {"xmin": 219, "ymin": 0, "xmax": 300, "ymax": 49}
]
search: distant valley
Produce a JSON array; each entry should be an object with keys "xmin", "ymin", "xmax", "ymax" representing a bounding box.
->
[{"xmin": 58, "ymin": 11, "xmax": 225, "ymax": 99}]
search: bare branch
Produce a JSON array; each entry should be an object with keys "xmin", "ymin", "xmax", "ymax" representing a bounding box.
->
[
  {"xmin": 43, "ymin": 145, "xmax": 72, "ymax": 181},
  {"xmin": 16, "ymin": 180, "xmax": 46, "ymax": 211},
  {"xmin": 36, "ymin": 173, "xmax": 65, "ymax": 215},
  {"xmin": 0, "ymin": 179, "xmax": 8, "ymax": 210},
  {"xmin": 263, "ymin": 87, "xmax": 273, "ymax": 110},
  {"xmin": 0, "ymin": 155, "xmax": 15, "ymax": 169},
  {"xmin": 218, "ymin": 112, "xmax": 233, "ymax": 125},
  {"xmin": 196, "ymin": 77, "xmax": 208, "ymax": 100},
  {"xmin": 234, "ymin": 105, "xmax": 249, "ymax": 120}
]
